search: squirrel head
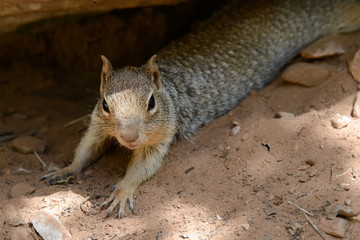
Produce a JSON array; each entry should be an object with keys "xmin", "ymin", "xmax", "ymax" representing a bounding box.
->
[{"xmin": 98, "ymin": 55, "xmax": 174, "ymax": 149}]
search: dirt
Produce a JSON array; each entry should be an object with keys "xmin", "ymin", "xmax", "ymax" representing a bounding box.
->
[{"xmin": 1, "ymin": 4, "xmax": 360, "ymax": 240}]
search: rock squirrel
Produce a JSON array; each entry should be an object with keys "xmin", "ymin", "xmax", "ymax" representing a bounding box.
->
[{"xmin": 41, "ymin": 0, "xmax": 360, "ymax": 218}]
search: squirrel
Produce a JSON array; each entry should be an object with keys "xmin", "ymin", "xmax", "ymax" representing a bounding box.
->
[{"xmin": 41, "ymin": 0, "xmax": 360, "ymax": 218}]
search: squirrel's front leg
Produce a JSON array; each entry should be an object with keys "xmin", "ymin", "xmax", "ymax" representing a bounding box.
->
[
  {"xmin": 101, "ymin": 140, "xmax": 171, "ymax": 218},
  {"xmin": 41, "ymin": 107, "xmax": 109, "ymax": 184}
]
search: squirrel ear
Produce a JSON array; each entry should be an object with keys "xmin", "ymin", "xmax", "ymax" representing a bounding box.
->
[
  {"xmin": 100, "ymin": 55, "xmax": 113, "ymax": 94},
  {"xmin": 145, "ymin": 55, "xmax": 161, "ymax": 89}
]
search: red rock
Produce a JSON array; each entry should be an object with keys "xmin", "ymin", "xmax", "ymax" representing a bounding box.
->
[
  {"xmin": 281, "ymin": 63, "xmax": 329, "ymax": 87},
  {"xmin": 10, "ymin": 183, "xmax": 35, "ymax": 198},
  {"xmin": 320, "ymin": 217, "xmax": 346, "ymax": 238},
  {"xmin": 301, "ymin": 35, "xmax": 345, "ymax": 59},
  {"xmin": 11, "ymin": 136, "xmax": 46, "ymax": 153}
]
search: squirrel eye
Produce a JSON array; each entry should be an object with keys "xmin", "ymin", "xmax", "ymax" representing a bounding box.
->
[
  {"xmin": 147, "ymin": 94, "xmax": 155, "ymax": 111},
  {"xmin": 102, "ymin": 99, "xmax": 110, "ymax": 113}
]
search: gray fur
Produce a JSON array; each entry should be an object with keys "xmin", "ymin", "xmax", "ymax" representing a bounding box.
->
[{"xmin": 156, "ymin": 0, "xmax": 360, "ymax": 139}]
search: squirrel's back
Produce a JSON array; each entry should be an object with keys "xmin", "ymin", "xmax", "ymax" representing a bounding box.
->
[{"xmin": 156, "ymin": 0, "xmax": 360, "ymax": 138}]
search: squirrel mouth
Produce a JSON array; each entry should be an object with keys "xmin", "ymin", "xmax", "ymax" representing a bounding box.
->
[{"xmin": 126, "ymin": 143, "xmax": 139, "ymax": 149}]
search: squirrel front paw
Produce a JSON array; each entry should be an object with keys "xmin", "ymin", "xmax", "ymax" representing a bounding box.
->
[
  {"xmin": 40, "ymin": 167, "xmax": 76, "ymax": 185},
  {"xmin": 101, "ymin": 181, "xmax": 135, "ymax": 218}
]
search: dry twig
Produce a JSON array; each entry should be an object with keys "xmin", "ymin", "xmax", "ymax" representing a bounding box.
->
[
  {"xmin": 64, "ymin": 114, "xmax": 90, "ymax": 128},
  {"xmin": 288, "ymin": 201, "xmax": 314, "ymax": 217},
  {"xmin": 304, "ymin": 213, "xmax": 327, "ymax": 240},
  {"xmin": 34, "ymin": 151, "xmax": 47, "ymax": 170}
]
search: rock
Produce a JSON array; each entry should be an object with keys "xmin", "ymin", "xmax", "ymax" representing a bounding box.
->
[
  {"xmin": 264, "ymin": 205, "xmax": 277, "ymax": 216},
  {"xmin": 331, "ymin": 114, "xmax": 350, "ymax": 129},
  {"xmin": 301, "ymin": 35, "xmax": 345, "ymax": 59},
  {"xmin": 281, "ymin": 63, "xmax": 329, "ymax": 87},
  {"xmin": 230, "ymin": 125, "xmax": 240, "ymax": 136},
  {"xmin": 274, "ymin": 111, "xmax": 295, "ymax": 120},
  {"xmin": 287, "ymin": 223, "xmax": 302, "ymax": 237},
  {"xmin": 10, "ymin": 227, "xmax": 32, "ymax": 240},
  {"xmin": 0, "ymin": 130, "xmax": 17, "ymax": 143},
  {"xmin": 10, "ymin": 183, "xmax": 35, "ymax": 198},
  {"xmin": 241, "ymin": 223, "xmax": 250, "ymax": 231},
  {"xmin": 271, "ymin": 195, "xmax": 283, "ymax": 206},
  {"xmin": 345, "ymin": 199, "xmax": 352, "ymax": 206},
  {"xmin": 327, "ymin": 205, "xmax": 358, "ymax": 220},
  {"xmin": 8, "ymin": 217, "xmax": 26, "ymax": 227},
  {"xmin": 297, "ymin": 165, "xmax": 310, "ymax": 171},
  {"xmin": 30, "ymin": 210, "xmax": 71, "ymax": 240},
  {"xmin": 230, "ymin": 121, "xmax": 241, "ymax": 136},
  {"xmin": 342, "ymin": 183, "xmax": 350, "ymax": 191},
  {"xmin": 11, "ymin": 136, "xmax": 46, "ymax": 153},
  {"xmin": 305, "ymin": 159, "xmax": 317, "ymax": 166},
  {"xmin": 320, "ymin": 217, "xmax": 346, "ymax": 238},
  {"xmin": 352, "ymin": 90, "xmax": 360, "ymax": 118},
  {"xmin": 349, "ymin": 49, "xmax": 360, "ymax": 83}
]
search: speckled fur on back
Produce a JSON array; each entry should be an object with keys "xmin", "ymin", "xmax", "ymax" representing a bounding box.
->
[{"xmin": 156, "ymin": 0, "xmax": 360, "ymax": 139}]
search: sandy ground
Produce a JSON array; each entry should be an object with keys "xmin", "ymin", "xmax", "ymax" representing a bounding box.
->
[{"xmin": 1, "ymin": 5, "xmax": 360, "ymax": 240}]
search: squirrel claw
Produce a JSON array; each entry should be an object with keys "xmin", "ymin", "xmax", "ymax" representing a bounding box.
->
[
  {"xmin": 40, "ymin": 169, "xmax": 75, "ymax": 185},
  {"xmin": 101, "ymin": 183, "xmax": 135, "ymax": 218}
]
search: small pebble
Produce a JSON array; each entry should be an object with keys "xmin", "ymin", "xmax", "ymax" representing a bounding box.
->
[
  {"xmin": 282, "ymin": 63, "xmax": 329, "ymax": 87},
  {"xmin": 320, "ymin": 217, "xmax": 346, "ymax": 238},
  {"xmin": 274, "ymin": 111, "xmax": 295, "ymax": 120},
  {"xmin": 341, "ymin": 183, "xmax": 350, "ymax": 191},
  {"xmin": 349, "ymin": 48, "xmax": 360, "ymax": 83},
  {"xmin": 272, "ymin": 195, "xmax": 283, "ymax": 206},
  {"xmin": 301, "ymin": 35, "xmax": 345, "ymax": 59},
  {"xmin": 298, "ymin": 165, "xmax": 310, "ymax": 171},
  {"xmin": 30, "ymin": 210, "xmax": 71, "ymax": 240},
  {"xmin": 11, "ymin": 136, "xmax": 46, "ymax": 154},
  {"xmin": 241, "ymin": 223, "xmax": 250, "ymax": 231},
  {"xmin": 230, "ymin": 121, "xmax": 241, "ymax": 136},
  {"xmin": 345, "ymin": 199, "xmax": 352, "ymax": 206},
  {"xmin": 264, "ymin": 206, "xmax": 277, "ymax": 216},
  {"xmin": 305, "ymin": 159, "xmax": 317, "ymax": 166},
  {"xmin": 231, "ymin": 125, "xmax": 241, "ymax": 136},
  {"xmin": 327, "ymin": 205, "xmax": 358, "ymax": 220},
  {"xmin": 8, "ymin": 217, "xmax": 26, "ymax": 227},
  {"xmin": 10, "ymin": 183, "xmax": 35, "ymax": 198},
  {"xmin": 331, "ymin": 114, "xmax": 350, "ymax": 129}
]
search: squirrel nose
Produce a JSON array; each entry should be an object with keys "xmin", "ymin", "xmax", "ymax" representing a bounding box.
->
[{"xmin": 120, "ymin": 128, "xmax": 139, "ymax": 143}]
